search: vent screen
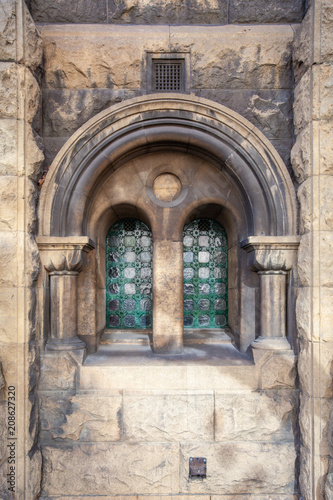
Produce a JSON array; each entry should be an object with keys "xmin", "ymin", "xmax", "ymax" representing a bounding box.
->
[{"xmin": 153, "ymin": 60, "xmax": 185, "ymax": 92}]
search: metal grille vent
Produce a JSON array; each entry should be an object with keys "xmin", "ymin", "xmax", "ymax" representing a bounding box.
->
[{"xmin": 153, "ymin": 60, "xmax": 184, "ymax": 92}]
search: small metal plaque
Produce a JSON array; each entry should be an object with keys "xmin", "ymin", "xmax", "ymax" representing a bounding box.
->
[{"xmin": 189, "ymin": 457, "xmax": 207, "ymax": 478}]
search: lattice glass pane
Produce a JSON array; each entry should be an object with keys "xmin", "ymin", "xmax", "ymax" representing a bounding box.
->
[
  {"xmin": 153, "ymin": 60, "xmax": 184, "ymax": 91},
  {"xmin": 106, "ymin": 218, "xmax": 153, "ymax": 329},
  {"xmin": 183, "ymin": 219, "xmax": 228, "ymax": 329}
]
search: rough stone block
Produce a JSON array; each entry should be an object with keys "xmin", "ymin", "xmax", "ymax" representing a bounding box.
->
[
  {"xmin": 0, "ymin": 287, "xmax": 17, "ymax": 343},
  {"xmin": 0, "ymin": 231, "xmax": 17, "ymax": 287},
  {"xmin": 0, "ymin": 176, "xmax": 17, "ymax": 231},
  {"xmin": 26, "ymin": 124, "xmax": 44, "ymax": 179},
  {"xmin": 293, "ymin": 70, "xmax": 312, "ymax": 135},
  {"xmin": 40, "ymin": 24, "xmax": 169, "ymax": 90},
  {"xmin": 0, "ymin": 119, "xmax": 17, "ymax": 175},
  {"xmin": 260, "ymin": 354, "xmax": 296, "ymax": 390},
  {"xmin": 299, "ymin": 393, "xmax": 333, "ymax": 456},
  {"xmin": 40, "ymin": 394, "xmax": 122, "ymax": 442},
  {"xmin": 39, "ymin": 354, "xmax": 77, "ymax": 391},
  {"xmin": 170, "ymin": 25, "xmax": 293, "ymax": 90},
  {"xmin": 320, "ymin": 64, "xmax": 333, "ymax": 121},
  {"xmin": 107, "ymin": 0, "xmax": 228, "ymax": 24},
  {"xmin": 43, "ymin": 137, "xmax": 68, "ymax": 168},
  {"xmin": 180, "ymin": 442, "xmax": 296, "ymax": 494},
  {"xmin": 320, "ymin": 232, "xmax": 333, "ymax": 287},
  {"xmin": 24, "ymin": 68, "xmax": 41, "ymax": 125},
  {"xmin": 195, "ymin": 89, "xmax": 292, "ymax": 141},
  {"xmin": 322, "ymin": 0, "xmax": 333, "ymax": 62},
  {"xmin": 25, "ymin": 4, "xmax": 43, "ymax": 72},
  {"xmin": 42, "ymin": 89, "xmax": 142, "ymax": 137},
  {"xmin": 293, "ymin": 5, "xmax": 312, "ymax": 85},
  {"xmin": 42, "ymin": 443, "xmax": 179, "ymax": 495},
  {"xmin": 290, "ymin": 125, "xmax": 311, "ymax": 183},
  {"xmin": 30, "ymin": 0, "xmax": 107, "ymax": 23},
  {"xmin": 0, "ymin": 1, "xmax": 16, "ymax": 62},
  {"xmin": 0, "ymin": 63, "xmax": 18, "ymax": 119},
  {"xmin": 123, "ymin": 392, "xmax": 214, "ymax": 442},
  {"xmin": 215, "ymin": 391, "xmax": 296, "ymax": 442},
  {"xmin": 229, "ymin": 0, "xmax": 304, "ymax": 24},
  {"xmin": 298, "ymin": 339, "xmax": 333, "ymax": 398},
  {"xmin": 320, "ymin": 122, "xmax": 333, "ymax": 176}
]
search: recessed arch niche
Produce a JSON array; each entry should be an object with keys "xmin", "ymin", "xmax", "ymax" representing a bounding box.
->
[{"xmin": 37, "ymin": 94, "xmax": 299, "ymax": 354}]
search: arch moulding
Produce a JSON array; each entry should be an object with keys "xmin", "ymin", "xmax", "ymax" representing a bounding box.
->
[{"xmin": 37, "ymin": 94, "xmax": 300, "ymax": 354}]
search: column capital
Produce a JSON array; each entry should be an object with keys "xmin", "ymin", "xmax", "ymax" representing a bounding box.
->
[
  {"xmin": 240, "ymin": 236, "xmax": 300, "ymax": 272},
  {"xmin": 37, "ymin": 236, "xmax": 95, "ymax": 274}
]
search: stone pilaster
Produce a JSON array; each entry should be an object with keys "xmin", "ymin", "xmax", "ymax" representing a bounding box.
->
[
  {"xmin": 37, "ymin": 237, "xmax": 94, "ymax": 351},
  {"xmin": 241, "ymin": 236, "xmax": 300, "ymax": 350}
]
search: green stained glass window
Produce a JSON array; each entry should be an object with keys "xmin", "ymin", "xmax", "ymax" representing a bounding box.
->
[
  {"xmin": 183, "ymin": 219, "xmax": 228, "ymax": 329},
  {"xmin": 106, "ymin": 219, "xmax": 153, "ymax": 329}
]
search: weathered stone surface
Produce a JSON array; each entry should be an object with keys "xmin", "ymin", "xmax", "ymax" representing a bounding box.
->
[
  {"xmin": 299, "ymin": 393, "xmax": 333, "ymax": 456},
  {"xmin": 293, "ymin": 70, "xmax": 311, "ymax": 134},
  {"xmin": 180, "ymin": 442, "xmax": 296, "ymax": 494},
  {"xmin": 26, "ymin": 124, "xmax": 44, "ymax": 179},
  {"xmin": 0, "ymin": 63, "xmax": 18, "ymax": 119},
  {"xmin": 40, "ymin": 25, "xmax": 293, "ymax": 91},
  {"xmin": 290, "ymin": 124, "xmax": 311, "ymax": 183},
  {"xmin": 215, "ymin": 391, "xmax": 296, "ymax": 442},
  {"xmin": 39, "ymin": 355, "xmax": 77, "ymax": 391},
  {"xmin": 107, "ymin": 0, "xmax": 228, "ymax": 24},
  {"xmin": 40, "ymin": 394, "xmax": 122, "ymax": 442},
  {"xmin": 0, "ymin": 231, "xmax": 17, "ymax": 287},
  {"xmin": 25, "ymin": 68, "xmax": 41, "ymax": 125},
  {"xmin": 123, "ymin": 392, "xmax": 214, "ymax": 442},
  {"xmin": 321, "ymin": 0, "xmax": 333, "ymax": 62},
  {"xmin": 297, "ymin": 233, "xmax": 314, "ymax": 287},
  {"xmin": 320, "ymin": 232, "xmax": 333, "ymax": 287},
  {"xmin": 196, "ymin": 89, "xmax": 292, "ymax": 140},
  {"xmin": 0, "ymin": 119, "xmax": 17, "ymax": 176},
  {"xmin": 42, "ymin": 89, "xmax": 142, "ymax": 137},
  {"xmin": 293, "ymin": 5, "xmax": 312, "ymax": 85},
  {"xmin": 42, "ymin": 443, "xmax": 179, "ymax": 495},
  {"xmin": 298, "ymin": 339, "xmax": 333, "ymax": 398},
  {"xmin": 260, "ymin": 354, "xmax": 296, "ymax": 390},
  {"xmin": 320, "ymin": 122, "xmax": 333, "ymax": 176},
  {"xmin": 0, "ymin": 1, "xmax": 16, "ymax": 62},
  {"xmin": 30, "ymin": 0, "xmax": 107, "ymax": 23},
  {"xmin": 170, "ymin": 25, "xmax": 293, "ymax": 90},
  {"xmin": 40, "ymin": 24, "xmax": 169, "ymax": 90},
  {"xmin": 320, "ymin": 64, "xmax": 333, "ymax": 121},
  {"xmin": 0, "ymin": 287, "xmax": 18, "ymax": 343},
  {"xmin": 25, "ymin": 5, "xmax": 43, "ymax": 72},
  {"xmin": 43, "ymin": 137, "xmax": 68, "ymax": 167},
  {"xmin": 229, "ymin": 0, "xmax": 304, "ymax": 24},
  {"xmin": 0, "ymin": 177, "xmax": 17, "ymax": 231}
]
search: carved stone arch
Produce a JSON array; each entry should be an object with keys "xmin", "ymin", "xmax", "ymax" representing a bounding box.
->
[{"xmin": 37, "ymin": 94, "xmax": 299, "ymax": 354}]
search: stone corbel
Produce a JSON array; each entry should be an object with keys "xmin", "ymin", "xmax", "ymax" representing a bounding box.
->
[
  {"xmin": 37, "ymin": 237, "xmax": 95, "ymax": 351},
  {"xmin": 241, "ymin": 236, "xmax": 300, "ymax": 351}
]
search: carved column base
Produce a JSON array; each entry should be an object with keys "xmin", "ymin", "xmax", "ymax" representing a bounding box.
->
[
  {"xmin": 46, "ymin": 336, "xmax": 86, "ymax": 351},
  {"xmin": 251, "ymin": 335, "xmax": 291, "ymax": 351}
]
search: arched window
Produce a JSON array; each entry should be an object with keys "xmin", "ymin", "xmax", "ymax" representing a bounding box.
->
[
  {"xmin": 106, "ymin": 218, "xmax": 153, "ymax": 329},
  {"xmin": 183, "ymin": 219, "xmax": 228, "ymax": 329}
]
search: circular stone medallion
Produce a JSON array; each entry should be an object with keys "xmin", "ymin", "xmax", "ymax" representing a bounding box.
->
[{"xmin": 152, "ymin": 173, "xmax": 182, "ymax": 202}]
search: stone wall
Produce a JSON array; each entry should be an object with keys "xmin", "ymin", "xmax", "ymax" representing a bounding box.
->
[
  {"xmin": 39, "ymin": 24, "xmax": 295, "ymax": 175},
  {"xmin": 291, "ymin": 0, "xmax": 333, "ymax": 498},
  {"xmin": 38, "ymin": 350, "xmax": 298, "ymax": 498},
  {"xmin": 28, "ymin": 0, "xmax": 304, "ymax": 24},
  {"xmin": 0, "ymin": 0, "xmax": 44, "ymax": 498}
]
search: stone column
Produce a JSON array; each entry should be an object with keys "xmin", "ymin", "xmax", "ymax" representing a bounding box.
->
[
  {"xmin": 241, "ymin": 236, "xmax": 300, "ymax": 350},
  {"xmin": 37, "ymin": 237, "xmax": 95, "ymax": 351},
  {"xmin": 152, "ymin": 240, "xmax": 183, "ymax": 354}
]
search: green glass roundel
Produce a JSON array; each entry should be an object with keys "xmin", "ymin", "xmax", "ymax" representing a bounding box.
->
[
  {"xmin": 106, "ymin": 219, "xmax": 153, "ymax": 329},
  {"xmin": 183, "ymin": 219, "xmax": 228, "ymax": 329}
]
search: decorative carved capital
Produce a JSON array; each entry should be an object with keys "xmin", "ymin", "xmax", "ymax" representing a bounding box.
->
[
  {"xmin": 37, "ymin": 236, "xmax": 95, "ymax": 274},
  {"xmin": 241, "ymin": 236, "xmax": 300, "ymax": 272}
]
